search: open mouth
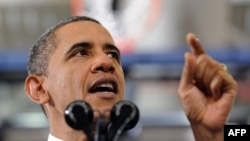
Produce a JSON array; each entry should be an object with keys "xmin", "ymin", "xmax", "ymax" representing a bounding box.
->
[{"xmin": 89, "ymin": 80, "xmax": 118, "ymax": 94}]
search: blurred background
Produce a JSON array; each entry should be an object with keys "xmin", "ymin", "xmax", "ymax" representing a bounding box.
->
[{"xmin": 0, "ymin": 0, "xmax": 250, "ymax": 140}]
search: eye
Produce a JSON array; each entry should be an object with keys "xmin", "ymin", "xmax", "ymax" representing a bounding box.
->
[
  {"xmin": 107, "ymin": 52, "xmax": 120, "ymax": 61},
  {"xmin": 75, "ymin": 50, "xmax": 88, "ymax": 56}
]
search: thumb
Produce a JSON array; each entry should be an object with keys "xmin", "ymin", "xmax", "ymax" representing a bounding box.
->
[{"xmin": 179, "ymin": 52, "xmax": 196, "ymax": 92}]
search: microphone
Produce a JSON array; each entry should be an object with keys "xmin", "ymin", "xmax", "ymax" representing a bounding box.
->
[
  {"xmin": 64, "ymin": 100, "xmax": 140, "ymax": 141},
  {"xmin": 109, "ymin": 100, "xmax": 140, "ymax": 140},
  {"xmin": 64, "ymin": 100, "xmax": 94, "ymax": 141}
]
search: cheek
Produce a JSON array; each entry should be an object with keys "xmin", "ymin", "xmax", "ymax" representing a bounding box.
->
[
  {"xmin": 46, "ymin": 69, "xmax": 85, "ymax": 113},
  {"xmin": 117, "ymin": 67, "xmax": 125, "ymax": 98}
]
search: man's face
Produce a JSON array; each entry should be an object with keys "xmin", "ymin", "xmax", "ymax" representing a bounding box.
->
[{"xmin": 43, "ymin": 21, "xmax": 125, "ymax": 116}]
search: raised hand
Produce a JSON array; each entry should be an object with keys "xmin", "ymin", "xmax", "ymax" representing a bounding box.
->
[{"xmin": 178, "ymin": 33, "xmax": 238, "ymax": 141}]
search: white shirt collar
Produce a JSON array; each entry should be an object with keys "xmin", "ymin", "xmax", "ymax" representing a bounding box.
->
[{"xmin": 48, "ymin": 134, "xmax": 63, "ymax": 141}]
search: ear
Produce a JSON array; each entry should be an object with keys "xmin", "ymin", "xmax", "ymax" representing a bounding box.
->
[{"xmin": 24, "ymin": 75, "xmax": 50, "ymax": 104}]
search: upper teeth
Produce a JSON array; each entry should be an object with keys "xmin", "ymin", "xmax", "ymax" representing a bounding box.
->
[{"xmin": 96, "ymin": 82, "xmax": 113, "ymax": 89}]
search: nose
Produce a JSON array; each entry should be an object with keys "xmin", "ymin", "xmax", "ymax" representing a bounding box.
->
[{"xmin": 91, "ymin": 53, "xmax": 115, "ymax": 73}]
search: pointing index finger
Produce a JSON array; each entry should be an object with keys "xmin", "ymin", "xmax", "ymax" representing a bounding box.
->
[{"xmin": 186, "ymin": 33, "xmax": 206, "ymax": 57}]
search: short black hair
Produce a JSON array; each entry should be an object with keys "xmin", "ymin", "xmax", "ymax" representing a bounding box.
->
[{"xmin": 27, "ymin": 16, "xmax": 101, "ymax": 76}]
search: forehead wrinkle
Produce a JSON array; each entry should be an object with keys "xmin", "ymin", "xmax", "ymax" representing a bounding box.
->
[{"xmin": 56, "ymin": 22, "xmax": 113, "ymax": 44}]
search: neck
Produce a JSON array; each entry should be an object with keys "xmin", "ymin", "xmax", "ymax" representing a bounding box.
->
[
  {"xmin": 47, "ymin": 109, "xmax": 88, "ymax": 141},
  {"xmin": 50, "ymin": 127, "xmax": 88, "ymax": 141}
]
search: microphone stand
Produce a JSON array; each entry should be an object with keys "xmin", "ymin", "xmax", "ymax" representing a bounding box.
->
[
  {"xmin": 93, "ymin": 116, "xmax": 131, "ymax": 141},
  {"xmin": 94, "ymin": 116, "xmax": 110, "ymax": 141}
]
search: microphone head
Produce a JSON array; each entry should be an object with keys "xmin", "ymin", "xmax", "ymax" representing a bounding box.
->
[
  {"xmin": 64, "ymin": 100, "xmax": 93, "ymax": 130},
  {"xmin": 110, "ymin": 100, "xmax": 140, "ymax": 131}
]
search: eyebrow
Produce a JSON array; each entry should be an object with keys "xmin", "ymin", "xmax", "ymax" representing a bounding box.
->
[
  {"xmin": 104, "ymin": 43, "xmax": 120, "ymax": 55},
  {"xmin": 65, "ymin": 42, "xmax": 91, "ymax": 58},
  {"xmin": 65, "ymin": 42, "xmax": 121, "ymax": 59}
]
